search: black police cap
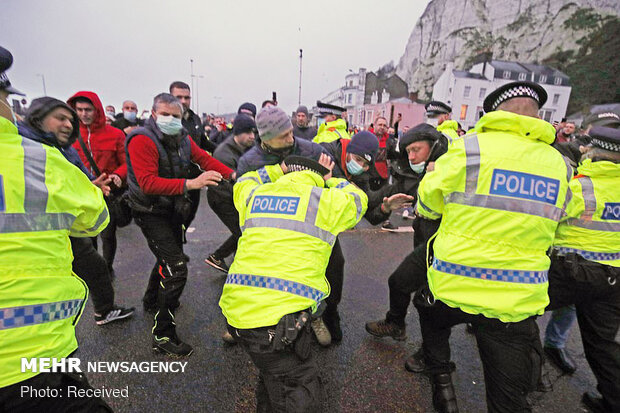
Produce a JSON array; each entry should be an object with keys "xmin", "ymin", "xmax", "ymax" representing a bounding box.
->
[
  {"xmin": 589, "ymin": 126, "xmax": 620, "ymax": 153},
  {"xmin": 424, "ymin": 101, "xmax": 452, "ymax": 115},
  {"xmin": 0, "ymin": 45, "xmax": 24, "ymax": 96},
  {"xmin": 483, "ymin": 81, "xmax": 547, "ymax": 113},
  {"xmin": 283, "ymin": 155, "xmax": 329, "ymax": 177},
  {"xmin": 316, "ymin": 101, "xmax": 345, "ymax": 116}
]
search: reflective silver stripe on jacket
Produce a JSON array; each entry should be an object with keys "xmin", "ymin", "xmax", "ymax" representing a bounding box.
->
[
  {"xmin": 237, "ymin": 176, "xmax": 261, "ymax": 184},
  {"xmin": 22, "ymin": 138, "xmax": 48, "ymax": 212},
  {"xmin": 242, "ymin": 217, "xmax": 336, "ymax": 245},
  {"xmin": 445, "ymin": 192, "xmax": 564, "ymax": 221},
  {"xmin": 0, "ymin": 213, "xmax": 76, "ymax": 233},
  {"xmin": 225, "ymin": 273, "xmax": 325, "ymax": 303},
  {"xmin": 445, "ymin": 132, "xmax": 563, "ymax": 221},
  {"xmin": 0, "ymin": 299, "xmax": 84, "ymax": 330},
  {"xmin": 579, "ymin": 176, "xmax": 596, "ymax": 219},
  {"xmin": 463, "ymin": 134, "xmax": 480, "ymax": 194},
  {"xmin": 241, "ymin": 186, "xmax": 336, "ymax": 244},
  {"xmin": 1, "ymin": 139, "xmax": 79, "ymax": 234},
  {"xmin": 564, "ymin": 218, "xmax": 620, "ymax": 232}
]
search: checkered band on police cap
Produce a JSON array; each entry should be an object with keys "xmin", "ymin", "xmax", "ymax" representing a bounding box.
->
[
  {"xmin": 283, "ymin": 155, "xmax": 329, "ymax": 176},
  {"xmin": 491, "ymin": 85, "xmax": 539, "ymax": 111},
  {"xmin": 591, "ymin": 138, "xmax": 620, "ymax": 152}
]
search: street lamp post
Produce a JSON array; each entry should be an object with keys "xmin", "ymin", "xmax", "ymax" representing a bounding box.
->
[
  {"xmin": 36, "ymin": 74, "xmax": 46, "ymax": 96},
  {"xmin": 213, "ymin": 96, "xmax": 222, "ymax": 115},
  {"xmin": 191, "ymin": 74, "xmax": 204, "ymax": 116}
]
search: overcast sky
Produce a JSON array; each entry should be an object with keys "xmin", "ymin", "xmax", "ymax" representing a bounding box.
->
[{"xmin": 1, "ymin": 0, "xmax": 428, "ymax": 115}]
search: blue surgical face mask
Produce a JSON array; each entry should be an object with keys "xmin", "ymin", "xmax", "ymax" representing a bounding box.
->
[
  {"xmin": 156, "ymin": 115, "xmax": 183, "ymax": 135},
  {"xmin": 123, "ymin": 110, "xmax": 137, "ymax": 122},
  {"xmin": 409, "ymin": 160, "xmax": 425, "ymax": 174},
  {"xmin": 346, "ymin": 158, "xmax": 365, "ymax": 175}
]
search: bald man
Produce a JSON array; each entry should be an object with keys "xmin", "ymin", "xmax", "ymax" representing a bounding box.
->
[{"xmin": 111, "ymin": 99, "xmax": 143, "ymax": 134}]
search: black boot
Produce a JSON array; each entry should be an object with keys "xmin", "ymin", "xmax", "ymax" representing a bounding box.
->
[
  {"xmin": 431, "ymin": 373, "xmax": 459, "ymax": 413},
  {"xmin": 581, "ymin": 391, "xmax": 612, "ymax": 413},
  {"xmin": 323, "ymin": 310, "xmax": 342, "ymax": 342}
]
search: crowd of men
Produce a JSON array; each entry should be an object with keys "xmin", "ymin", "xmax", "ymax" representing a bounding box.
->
[{"xmin": 0, "ymin": 43, "xmax": 619, "ymax": 413}]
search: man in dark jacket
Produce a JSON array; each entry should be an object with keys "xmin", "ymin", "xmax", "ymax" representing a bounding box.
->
[
  {"xmin": 292, "ymin": 105, "xmax": 317, "ymax": 140},
  {"xmin": 126, "ymin": 93, "xmax": 234, "ymax": 357},
  {"xmin": 237, "ymin": 106, "xmax": 331, "ymax": 176},
  {"xmin": 169, "ymin": 81, "xmax": 217, "ymax": 238},
  {"xmin": 111, "ymin": 99, "xmax": 144, "ymax": 135},
  {"xmin": 18, "ymin": 96, "xmax": 135, "ymax": 326},
  {"xmin": 365, "ymin": 124, "xmax": 450, "ymax": 368},
  {"xmin": 205, "ymin": 114, "xmax": 256, "ymax": 273}
]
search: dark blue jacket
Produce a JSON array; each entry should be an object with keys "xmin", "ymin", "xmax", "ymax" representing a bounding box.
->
[
  {"xmin": 18, "ymin": 122, "xmax": 95, "ymax": 180},
  {"xmin": 237, "ymin": 137, "xmax": 331, "ymax": 176}
]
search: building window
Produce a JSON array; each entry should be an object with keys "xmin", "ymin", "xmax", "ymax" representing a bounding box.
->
[
  {"xmin": 554, "ymin": 77, "xmax": 562, "ymax": 85},
  {"xmin": 460, "ymin": 105, "xmax": 468, "ymax": 121},
  {"xmin": 552, "ymin": 94, "xmax": 560, "ymax": 105},
  {"xmin": 539, "ymin": 109, "xmax": 553, "ymax": 122},
  {"xmin": 476, "ymin": 106, "xmax": 483, "ymax": 121},
  {"xmin": 479, "ymin": 88, "xmax": 487, "ymax": 99},
  {"xmin": 463, "ymin": 86, "xmax": 471, "ymax": 98},
  {"xmin": 518, "ymin": 72, "xmax": 527, "ymax": 81},
  {"xmin": 539, "ymin": 75, "xmax": 547, "ymax": 83},
  {"xmin": 347, "ymin": 94, "xmax": 352, "ymax": 104},
  {"xmin": 503, "ymin": 70, "xmax": 511, "ymax": 79}
]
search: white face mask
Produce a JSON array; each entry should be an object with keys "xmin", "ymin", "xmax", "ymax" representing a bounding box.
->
[
  {"xmin": 409, "ymin": 160, "xmax": 425, "ymax": 174},
  {"xmin": 156, "ymin": 115, "xmax": 183, "ymax": 135}
]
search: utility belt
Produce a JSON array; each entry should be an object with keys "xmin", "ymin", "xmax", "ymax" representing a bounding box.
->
[
  {"xmin": 551, "ymin": 249, "xmax": 618, "ymax": 287},
  {"xmin": 229, "ymin": 309, "xmax": 313, "ymax": 360}
]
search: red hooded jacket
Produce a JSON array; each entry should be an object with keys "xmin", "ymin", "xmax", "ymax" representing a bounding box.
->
[{"xmin": 67, "ymin": 91, "xmax": 127, "ymax": 181}]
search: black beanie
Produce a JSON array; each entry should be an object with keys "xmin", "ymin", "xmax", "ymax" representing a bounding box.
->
[
  {"xmin": 233, "ymin": 114, "xmax": 256, "ymax": 135},
  {"xmin": 24, "ymin": 97, "xmax": 80, "ymax": 146},
  {"xmin": 347, "ymin": 131, "xmax": 379, "ymax": 164},
  {"xmin": 399, "ymin": 123, "xmax": 442, "ymax": 154},
  {"xmin": 237, "ymin": 102, "xmax": 257, "ymax": 117}
]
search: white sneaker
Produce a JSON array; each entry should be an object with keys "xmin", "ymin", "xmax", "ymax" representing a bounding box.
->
[{"xmin": 311, "ymin": 318, "xmax": 332, "ymax": 347}]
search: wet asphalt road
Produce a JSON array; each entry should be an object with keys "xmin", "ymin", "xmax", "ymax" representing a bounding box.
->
[{"xmin": 74, "ymin": 197, "xmax": 597, "ymax": 413}]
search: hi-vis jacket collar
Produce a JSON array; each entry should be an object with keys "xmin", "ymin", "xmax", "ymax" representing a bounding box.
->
[
  {"xmin": 578, "ymin": 158, "xmax": 620, "ymax": 178},
  {"xmin": 278, "ymin": 169, "xmax": 325, "ymax": 188},
  {"xmin": 474, "ymin": 110, "xmax": 556, "ymax": 145}
]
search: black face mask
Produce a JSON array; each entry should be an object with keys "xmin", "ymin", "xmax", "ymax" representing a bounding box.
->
[{"xmin": 263, "ymin": 142, "xmax": 294, "ymax": 157}]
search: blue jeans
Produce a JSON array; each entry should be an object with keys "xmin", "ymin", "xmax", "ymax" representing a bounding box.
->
[{"xmin": 544, "ymin": 305, "xmax": 577, "ymax": 349}]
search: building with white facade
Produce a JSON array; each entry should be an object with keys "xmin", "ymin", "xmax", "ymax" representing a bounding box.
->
[{"xmin": 432, "ymin": 60, "xmax": 572, "ymax": 129}]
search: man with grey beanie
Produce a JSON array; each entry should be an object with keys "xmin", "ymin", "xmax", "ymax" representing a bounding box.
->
[
  {"xmin": 293, "ymin": 105, "xmax": 317, "ymax": 141},
  {"xmin": 236, "ymin": 106, "xmax": 330, "ymax": 176}
]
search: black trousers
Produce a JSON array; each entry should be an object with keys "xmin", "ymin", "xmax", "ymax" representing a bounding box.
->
[
  {"xmin": 324, "ymin": 238, "xmax": 344, "ymax": 320},
  {"xmin": 546, "ymin": 254, "xmax": 620, "ymax": 411},
  {"xmin": 184, "ymin": 188, "xmax": 201, "ymax": 229},
  {"xmin": 0, "ymin": 371, "xmax": 112, "ymax": 413},
  {"xmin": 99, "ymin": 200, "xmax": 117, "ymax": 273},
  {"xmin": 69, "ymin": 236, "xmax": 114, "ymax": 315},
  {"xmin": 415, "ymin": 298, "xmax": 542, "ymax": 413},
  {"xmin": 134, "ymin": 211, "xmax": 187, "ymax": 338},
  {"xmin": 206, "ymin": 187, "xmax": 241, "ymax": 260},
  {"xmin": 385, "ymin": 242, "xmax": 428, "ymax": 327},
  {"xmin": 227, "ymin": 325, "xmax": 322, "ymax": 413}
]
